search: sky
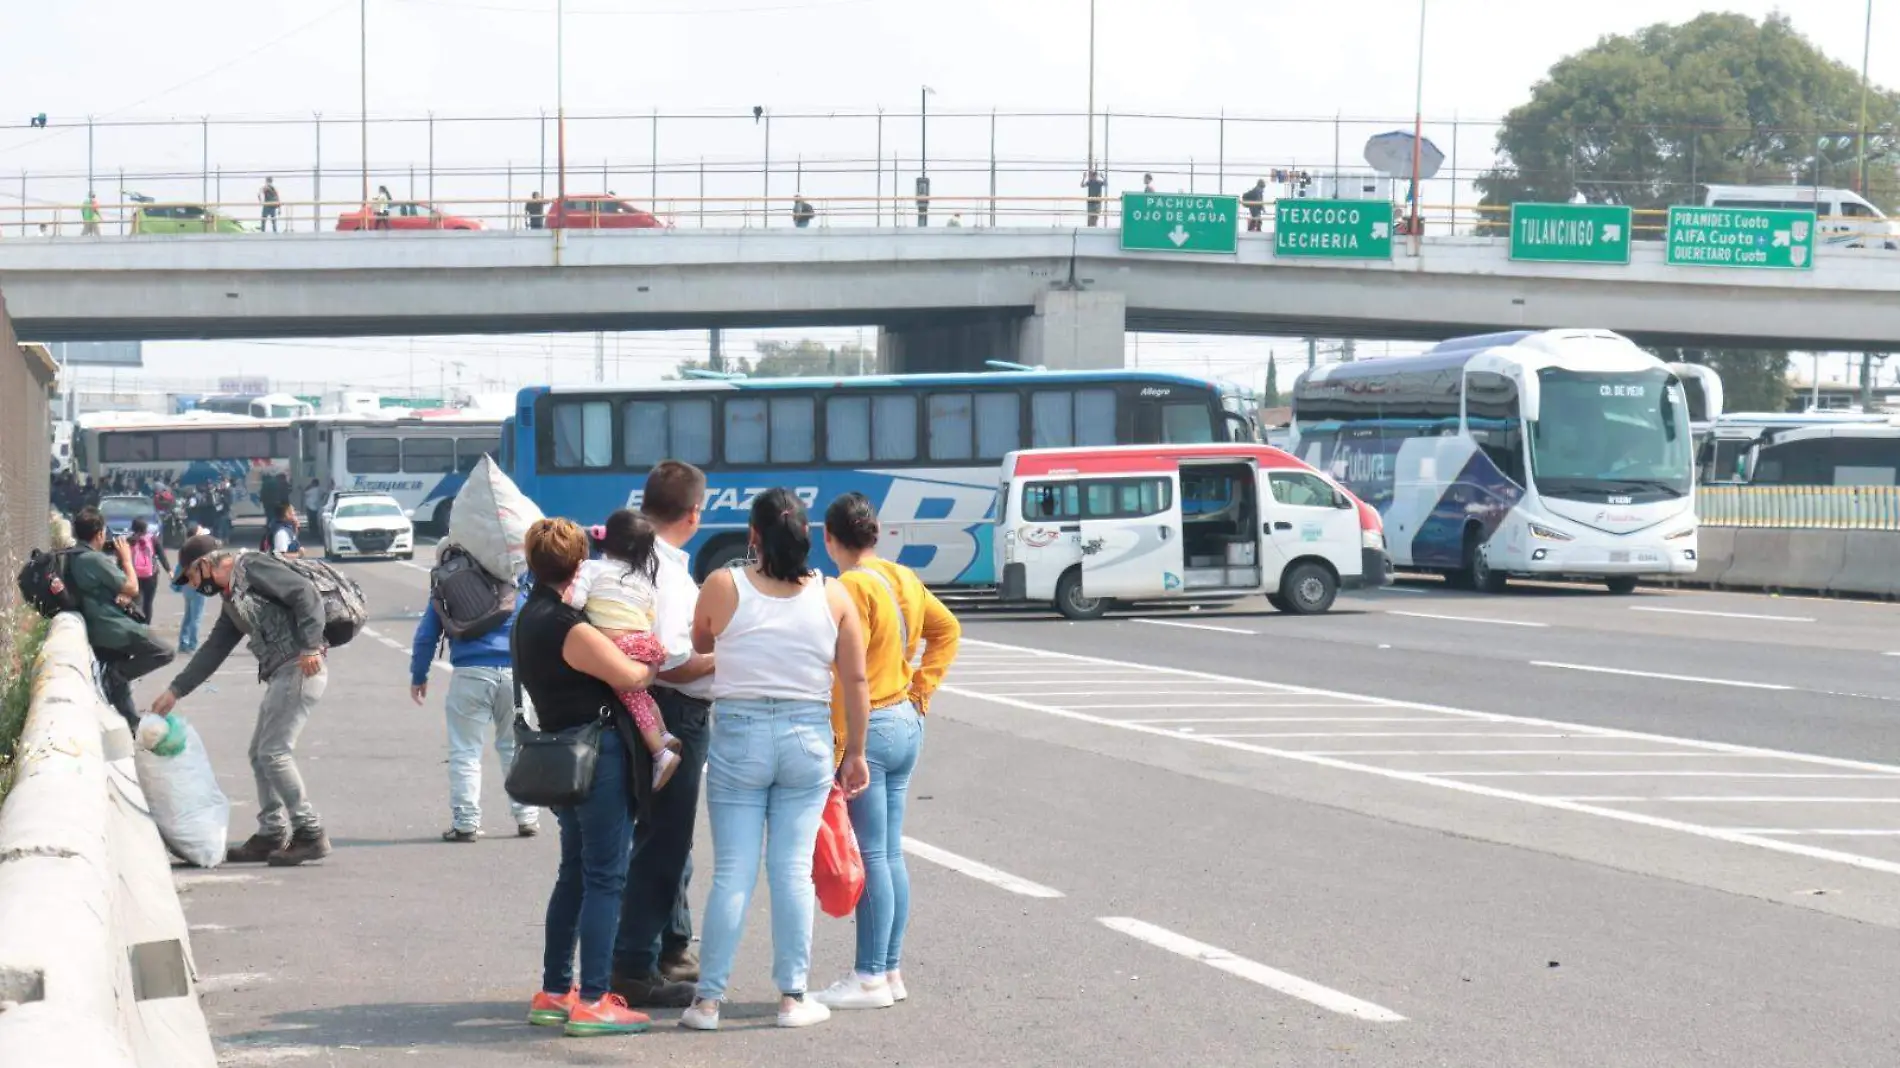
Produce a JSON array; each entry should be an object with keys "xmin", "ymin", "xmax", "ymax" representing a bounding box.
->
[{"xmin": 4, "ymin": 0, "xmax": 1895, "ymax": 396}]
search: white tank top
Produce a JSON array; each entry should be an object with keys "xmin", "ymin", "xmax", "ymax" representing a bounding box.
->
[{"xmin": 710, "ymin": 569, "xmax": 839, "ymax": 703}]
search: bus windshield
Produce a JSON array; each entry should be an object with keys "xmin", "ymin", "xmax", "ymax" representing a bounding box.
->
[{"xmin": 1528, "ymin": 368, "xmax": 1692, "ymax": 502}]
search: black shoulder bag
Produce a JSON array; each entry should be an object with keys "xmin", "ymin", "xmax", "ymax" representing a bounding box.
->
[{"xmin": 504, "ymin": 607, "xmax": 611, "ymax": 809}]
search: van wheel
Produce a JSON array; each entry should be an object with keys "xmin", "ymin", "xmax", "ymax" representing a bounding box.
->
[
  {"xmin": 695, "ymin": 539, "xmax": 751, "ymax": 582},
  {"xmin": 1279, "ymin": 561, "xmax": 1337, "ymax": 615},
  {"xmin": 1055, "ymin": 568, "xmax": 1109, "ymax": 621},
  {"xmin": 1266, "ymin": 592, "xmax": 1291, "ymax": 613},
  {"xmin": 1605, "ymin": 576, "xmax": 1640, "ymax": 595}
]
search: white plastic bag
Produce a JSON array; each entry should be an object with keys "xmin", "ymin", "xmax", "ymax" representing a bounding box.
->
[
  {"xmin": 447, "ymin": 456, "xmax": 543, "ymax": 582},
  {"xmin": 134, "ymin": 714, "xmax": 231, "ymax": 869}
]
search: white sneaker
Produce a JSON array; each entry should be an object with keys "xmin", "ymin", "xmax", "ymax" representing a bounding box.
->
[
  {"xmin": 679, "ymin": 1001, "xmax": 720, "ymax": 1031},
  {"xmin": 886, "ymin": 972, "xmax": 908, "ymax": 1003},
  {"xmin": 776, "ymin": 998, "xmax": 832, "ymax": 1028},
  {"xmin": 813, "ymin": 974, "xmax": 895, "ymax": 1010}
]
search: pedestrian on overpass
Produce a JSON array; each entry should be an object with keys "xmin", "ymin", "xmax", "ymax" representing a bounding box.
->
[
  {"xmin": 678, "ymin": 489, "xmax": 871, "ymax": 1032},
  {"xmin": 1243, "ymin": 178, "xmax": 1267, "ymax": 233},
  {"xmin": 527, "ymin": 192, "xmax": 547, "ymax": 230},
  {"xmin": 81, "ymin": 191, "xmax": 100, "ymax": 236},
  {"xmin": 1082, "ymin": 170, "xmax": 1107, "ymax": 226},
  {"xmin": 610, "ymin": 461, "xmax": 718, "ymax": 1009},
  {"xmin": 811, "ymin": 492, "xmax": 960, "ymax": 1012},
  {"xmin": 151, "ymin": 535, "xmax": 334, "ymax": 867},
  {"xmin": 260, "ymin": 177, "xmax": 281, "ymax": 233}
]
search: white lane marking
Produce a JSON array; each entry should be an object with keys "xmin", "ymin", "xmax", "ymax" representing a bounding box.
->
[
  {"xmin": 1211, "ymin": 731, "xmax": 1575, "ymax": 739},
  {"xmin": 1731, "ymin": 829, "xmax": 1900, "ymax": 836},
  {"xmin": 1306, "ymin": 750, "xmax": 1787, "ymax": 758},
  {"xmin": 1557, "ymin": 796, "xmax": 1900, "ymax": 803},
  {"xmin": 1530, "ymin": 661, "xmax": 1792, "ymax": 691},
  {"xmin": 1063, "ymin": 702, "xmax": 1399, "ymax": 710},
  {"xmin": 1433, "ymin": 771, "xmax": 1900, "ymax": 779},
  {"xmin": 1130, "ymin": 716, "xmax": 1447, "ymax": 725},
  {"xmin": 1098, "ymin": 917, "xmax": 1405, "ymax": 1023},
  {"xmin": 1369, "ymin": 585, "xmax": 1430, "ymax": 593},
  {"xmin": 1018, "ymin": 691, "xmax": 1338, "ymax": 699},
  {"xmin": 1388, "ymin": 610, "xmax": 1548, "ymax": 628},
  {"xmin": 945, "ymin": 639, "xmax": 1900, "ymax": 877},
  {"xmin": 901, "ymin": 837, "xmax": 1064, "ymax": 899},
  {"xmin": 399, "ymin": 561, "xmax": 432, "ymax": 574},
  {"xmin": 1131, "ymin": 618, "xmax": 1259, "ymax": 635},
  {"xmin": 1629, "ymin": 605, "xmax": 1816, "ymax": 623}
]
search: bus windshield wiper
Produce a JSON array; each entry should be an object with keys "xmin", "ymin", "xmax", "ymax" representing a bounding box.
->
[{"xmin": 1600, "ymin": 478, "xmax": 1684, "ymax": 496}]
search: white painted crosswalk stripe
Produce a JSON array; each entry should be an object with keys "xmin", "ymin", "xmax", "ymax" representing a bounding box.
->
[
  {"xmin": 1098, "ymin": 917, "xmax": 1405, "ymax": 1022},
  {"xmin": 902, "ymin": 838, "xmax": 1064, "ymax": 899}
]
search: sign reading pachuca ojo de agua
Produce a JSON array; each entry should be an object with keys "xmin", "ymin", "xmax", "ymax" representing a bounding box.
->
[{"xmin": 1120, "ymin": 193, "xmax": 1239, "ymax": 254}]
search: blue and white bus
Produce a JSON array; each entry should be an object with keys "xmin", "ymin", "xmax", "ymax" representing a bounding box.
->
[
  {"xmin": 507, "ymin": 369, "xmax": 1244, "ymax": 584},
  {"xmin": 292, "ymin": 411, "xmax": 505, "ymax": 534},
  {"xmin": 1290, "ymin": 329, "xmax": 1699, "ymax": 594}
]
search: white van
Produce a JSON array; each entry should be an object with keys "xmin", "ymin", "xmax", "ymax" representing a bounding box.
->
[
  {"xmin": 1703, "ymin": 185, "xmax": 1899, "ymax": 250},
  {"xmin": 995, "ymin": 443, "xmax": 1390, "ymax": 620}
]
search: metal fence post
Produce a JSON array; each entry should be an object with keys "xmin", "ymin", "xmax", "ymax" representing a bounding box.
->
[
  {"xmin": 507, "ymin": 162, "xmax": 513, "ymax": 229},
  {"xmin": 314, "ymin": 113, "xmax": 323, "ymax": 232},
  {"xmin": 989, "ymin": 108, "xmax": 997, "ymax": 227},
  {"xmin": 1189, "ymin": 158, "xmax": 1195, "ymax": 195},
  {"xmin": 763, "ymin": 112, "xmax": 772, "ymax": 227},
  {"xmin": 698, "ymin": 156, "xmax": 704, "ymax": 228},
  {"xmin": 1449, "ymin": 114, "xmax": 1459, "ymax": 232},
  {"xmin": 428, "ymin": 112, "xmax": 435, "ymax": 204},
  {"xmin": 1218, "ymin": 110, "xmax": 1225, "ymax": 201},
  {"xmin": 875, "ymin": 109, "xmax": 884, "ymax": 226},
  {"xmin": 1333, "ymin": 112, "xmax": 1341, "ymax": 187},
  {"xmin": 650, "ymin": 107, "xmax": 658, "ymax": 204},
  {"xmin": 202, "ymin": 117, "xmax": 209, "ymax": 206},
  {"xmin": 1104, "ymin": 106, "xmax": 1112, "ymax": 185},
  {"xmin": 86, "ymin": 116, "xmax": 95, "ymax": 200},
  {"xmin": 539, "ymin": 109, "xmax": 548, "ymax": 195}
]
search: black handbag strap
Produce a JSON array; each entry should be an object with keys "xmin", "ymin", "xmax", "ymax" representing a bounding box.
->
[{"xmin": 508, "ymin": 602, "xmax": 527, "ymax": 725}]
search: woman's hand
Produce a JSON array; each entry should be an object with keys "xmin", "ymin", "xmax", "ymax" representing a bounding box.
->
[{"xmin": 838, "ymin": 752, "xmax": 870, "ymax": 799}]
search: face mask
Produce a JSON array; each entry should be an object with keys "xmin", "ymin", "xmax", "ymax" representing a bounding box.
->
[{"xmin": 197, "ymin": 578, "xmax": 223, "ymax": 596}]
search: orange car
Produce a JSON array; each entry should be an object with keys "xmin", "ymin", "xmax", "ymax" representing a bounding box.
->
[
  {"xmin": 545, "ymin": 195, "xmax": 666, "ymax": 230},
  {"xmin": 337, "ymin": 201, "xmax": 483, "ymax": 231}
]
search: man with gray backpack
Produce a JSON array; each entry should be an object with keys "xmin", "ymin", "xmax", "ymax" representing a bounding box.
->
[
  {"xmin": 150, "ymin": 534, "xmax": 367, "ymax": 866},
  {"xmin": 409, "ymin": 542, "xmax": 539, "ymax": 842}
]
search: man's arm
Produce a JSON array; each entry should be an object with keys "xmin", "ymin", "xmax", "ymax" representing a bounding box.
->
[
  {"xmin": 166, "ymin": 610, "xmax": 242, "ymax": 699},
  {"xmin": 657, "ymin": 652, "xmax": 714, "ymax": 685},
  {"xmin": 110, "ymin": 541, "xmax": 139, "ymax": 599},
  {"xmin": 409, "ymin": 604, "xmax": 442, "ymax": 688}
]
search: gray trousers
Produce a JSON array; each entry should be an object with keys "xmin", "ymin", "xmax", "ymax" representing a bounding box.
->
[{"xmin": 253, "ymin": 660, "xmax": 325, "ymax": 836}]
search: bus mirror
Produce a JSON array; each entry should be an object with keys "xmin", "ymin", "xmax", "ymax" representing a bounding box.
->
[
  {"xmin": 1334, "ymin": 493, "xmax": 1353, "ymax": 510},
  {"xmin": 1518, "ymin": 373, "xmax": 1540, "ymax": 422}
]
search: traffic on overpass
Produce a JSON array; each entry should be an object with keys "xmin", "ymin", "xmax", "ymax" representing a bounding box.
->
[{"xmin": 6, "ymin": 2, "xmax": 1900, "ymax": 1067}]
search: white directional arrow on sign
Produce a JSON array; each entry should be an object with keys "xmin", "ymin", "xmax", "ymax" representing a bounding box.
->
[
  {"xmin": 1370, "ymin": 222, "xmax": 1390, "ymax": 239},
  {"xmin": 1602, "ymin": 224, "xmax": 1622, "ymax": 242},
  {"xmin": 1168, "ymin": 224, "xmax": 1191, "ymax": 247},
  {"xmin": 1772, "ymin": 230, "xmax": 1791, "ymax": 247}
]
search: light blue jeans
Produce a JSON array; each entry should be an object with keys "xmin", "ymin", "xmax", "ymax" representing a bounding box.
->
[
  {"xmin": 176, "ymin": 586, "xmax": 206, "ymax": 651},
  {"xmin": 696, "ymin": 697, "xmax": 835, "ymax": 1002},
  {"xmin": 849, "ymin": 702, "xmax": 923, "ymax": 975},
  {"xmin": 443, "ymin": 666, "xmax": 538, "ymax": 833}
]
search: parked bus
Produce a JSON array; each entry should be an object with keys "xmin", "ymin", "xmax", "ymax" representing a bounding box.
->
[
  {"xmin": 1697, "ymin": 410, "xmax": 1894, "ymax": 485},
  {"xmin": 995, "ymin": 443, "xmax": 1388, "ymax": 619},
  {"xmin": 292, "ymin": 411, "xmax": 504, "ymax": 533},
  {"xmin": 72, "ymin": 412, "xmax": 294, "ymax": 521},
  {"xmin": 1290, "ymin": 329, "xmax": 1699, "ymax": 594},
  {"xmin": 1724, "ymin": 421, "xmax": 1900, "ymax": 487},
  {"xmin": 506, "ymin": 369, "xmax": 1244, "ymax": 585}
]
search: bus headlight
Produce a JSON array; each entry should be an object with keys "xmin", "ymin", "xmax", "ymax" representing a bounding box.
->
[
  {"xmin": 1528, "ymin": 522, "xmax": 1573, "ymax": 541},
  {"xmin": 1664, "ymin": 527, "xmax": 1696, "ymax": 540}
]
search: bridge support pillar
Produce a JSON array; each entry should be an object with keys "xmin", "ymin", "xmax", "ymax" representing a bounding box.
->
[{"xmin": 1017, "ymin": 289, "xmax": 1126, "ymax": 370}]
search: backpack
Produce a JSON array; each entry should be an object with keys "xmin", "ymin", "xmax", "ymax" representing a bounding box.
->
[
  {"xmin": 430, "ymin": 545, "xmax": 514, "ymax": 641},
  {"xmin": 274, "ymin": 556, "xmax": 369, "ymax": 648},
  {"xmin": 130, "ymin": 536, "xmax": 156, "ymax": 579},
  {"xmin": 16, "ymin": 548, "xmax": 81, "ymax": 619}
]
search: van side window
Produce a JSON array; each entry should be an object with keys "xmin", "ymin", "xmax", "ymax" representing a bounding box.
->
[
  {"xmin": 1022, "ymin": 482, "xmax": 1080, "ymax": 521},
  {"xmin": 1082, "ymin": 477, "xmax": 1172, "ymax": 518},
  {"xmin": 1269, "ymin": 471, "xmax": 1339, "ymax": 507}
]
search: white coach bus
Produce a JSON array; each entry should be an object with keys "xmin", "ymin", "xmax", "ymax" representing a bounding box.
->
[
  {"xmin": 292, "ymin": 411, "xmax": 504, "ymax": 533},
  {"xmin": 1290, "ymin": 329, "xmax": 1699, "ymax": 594}
]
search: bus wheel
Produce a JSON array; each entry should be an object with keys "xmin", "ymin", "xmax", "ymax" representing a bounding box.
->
[
  {"xmin": 1460, "ymin": 530, "xmax": 1509, "ymax": 594},
  {"xmin": 1279, "ymin": 561, "xmax": 1337, "ymax": 615},
  {"xmin": 1604, "ymin": 576, "xmax": 1640, "ymax": 595},
  {"xmin": 431, "ymin": 500, "xmax": 454, "ymax": 538},
  {"xmin": 1055, "ymin": 568, "xmax": 1109, "ymax": 621},
  {"xmin": 695, "ymin": 539, "xmax": 751, "ymax": 582}
]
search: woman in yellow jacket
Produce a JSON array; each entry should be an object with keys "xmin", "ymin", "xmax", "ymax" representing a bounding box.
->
[{"xmin": 812, "ymin": 492, "xmax": 960, "ymax": 1011}]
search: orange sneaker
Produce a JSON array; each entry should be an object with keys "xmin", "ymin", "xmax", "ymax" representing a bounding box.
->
[
  {"xmin": 528, "ymin": 988, "xmax": 578, "ymax": 1027},
  {"xmin": 564, "ymin": 993, "xmax": 651, "ymax": 1037}
]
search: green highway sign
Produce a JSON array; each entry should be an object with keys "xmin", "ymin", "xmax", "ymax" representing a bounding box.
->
[
  {"xmin": 1273, "ymin": 199, "xmax": 1393, "ymax": 259},
  {"xmin": 1120, "ymin": 193, "xmax": 1239, "ymax": 254},
  {"xmin": 1666, "ymin": 206, "xmax": 1816, "ymax": 270},
  {"xmin": 1509, "ymin": 202, "xmax": 1632, "ymax": 264}
]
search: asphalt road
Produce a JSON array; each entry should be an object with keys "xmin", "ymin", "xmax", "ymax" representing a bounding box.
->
[{"xmin": 132, "ymin": 559, "xmax": 1900, "ymax": 1067}]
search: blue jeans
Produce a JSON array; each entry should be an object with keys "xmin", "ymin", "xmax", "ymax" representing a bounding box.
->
[
  {"xmin": 443, "ymin": 666, "xmax": 537, "ymax": 833},
  {"xmin": 849, "ymin": 702, "xmax": 923, "ymax": 975},
  {"xmin": 613, "ymin": 688, "xmax": 710, "ymax": 977},
  {"xmin": 542, "ymin": 728, "xmax": 632, "ymax": 1001},
  {"xmin": 696, "ymin": 698, "xmax": 834, "ymax": 1002},
  {"xmin": 177, "ymin": 587, "xmax": 207, "ymax": 651}
]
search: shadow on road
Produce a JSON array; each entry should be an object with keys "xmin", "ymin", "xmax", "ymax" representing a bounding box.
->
[{"xmin": 219, "ymin": 998, "xmax": 795, "ymax": 1051}]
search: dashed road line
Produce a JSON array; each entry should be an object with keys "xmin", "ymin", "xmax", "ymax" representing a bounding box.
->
[
  {"xmin": 1131, "ymin": 617, "xmax": 1259, "ymax": 635},
  {"xmin": 1388, "ymin": 610, "xmax": 1548, "ymax": 628},
  {"xmin": 1530, "ymin": 661, "xmax": 1793, "ymax": 691},
  {"xmin": 901, "ymin": 837, "xmax": 1064, "ymax": 898},
  {"xmin": 1629, "ymin": 605, "xmax": 1815, "ymax": 622},
  {"xmin": 1098, "ymin": 917, "xmax": 1405, "ymax": 1023}
]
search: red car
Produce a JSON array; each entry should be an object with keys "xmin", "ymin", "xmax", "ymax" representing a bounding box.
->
[
  {"xmin": 337, "ymin": 201, "xmax": 483, "ymax": 231},
  {"xmin": 545, "ymin": 195, "xmax": 666, "ymax": 230}
]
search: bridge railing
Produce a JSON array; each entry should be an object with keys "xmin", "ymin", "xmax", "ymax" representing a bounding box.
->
[{"xmin": 1697, "ymin": 485, "xmax": 1900, "ymax": 530}]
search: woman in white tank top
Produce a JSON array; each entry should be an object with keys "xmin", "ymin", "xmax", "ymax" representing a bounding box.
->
[{"xmin": 681, "ymin": 488, "xmax": 870, "ymax": 1032}]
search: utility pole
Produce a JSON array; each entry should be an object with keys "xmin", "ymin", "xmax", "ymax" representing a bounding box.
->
[
  {"xmin": 1086, "ymin": 0, "xmax": 1097, "ymax": 173},
  {"xmin": 360, "ymin": 0, "xmax": 369, "ymax": 207},
  {"xmin": 1857, "ymin": 0, "xmax": 1874, "ymax": 193},
  {"xmin": 1306, "ymin": 338, "xmax": 1317, "ymax": 369},
  {"xmin": 710, "ymin": 328, "xmax": 724, "ymax": 373},
  {"xmin": 594, "ymin": 331, "xmax": 605, "ymax": 383},
  {"xmin": 1860, "ymin": 352, "xmax": 1875, "ymax": 411}
]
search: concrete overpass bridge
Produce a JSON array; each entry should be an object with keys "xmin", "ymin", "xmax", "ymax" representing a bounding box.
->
[{"xmin": 2, "ymin": 229, "xmax": 1897, "ymax": 371}]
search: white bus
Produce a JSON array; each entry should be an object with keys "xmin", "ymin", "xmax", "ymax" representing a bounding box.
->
[
  {"xmin": 292, "ymin": 411, "xmax": 505, "ymax": 533},
  {"xmin": 73, "ymin": 412, "xmax": 295, "ymax": 521},
  {"xmin": 1290, "ymin": 329, "xmax": 1699, "ymax": 594},
  {"xmin": 994, "ymin": 443, "xmax": 1389, "ymax": 619}
]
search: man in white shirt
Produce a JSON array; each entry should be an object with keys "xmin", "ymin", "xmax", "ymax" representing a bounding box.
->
[{"xmin": 612, "ymin": 460, "xmax": 717, "ymax": 1008}]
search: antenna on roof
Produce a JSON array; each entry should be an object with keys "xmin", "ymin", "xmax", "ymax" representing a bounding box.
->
[{"xmin": 984, "ymin": 360, "xmax": 1044, "ymax": 372}]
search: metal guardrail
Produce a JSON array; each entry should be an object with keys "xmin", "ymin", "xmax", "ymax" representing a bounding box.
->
[{"xmin": 1697, "ymin": 484, "xmax": 1900, "ymax": 530}]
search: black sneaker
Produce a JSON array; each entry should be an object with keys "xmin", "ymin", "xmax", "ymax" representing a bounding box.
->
[
  {"xmin": 659, "ymin": 947, "xmax": 700, "ymax": 984},
  {"xmin": 610, "ymin": 972, "xmax": 697, "ymax": 1009},
  {"xmin": 516, "ymin": 822, "xmax": 541, "ymax": 838},
  {"xmin": 267, "ymin": 828, "xmax": 333, "ymax": 867},
  {"xmin": 226, "ymin": 833, "xmax": 289, "ymax": 864}
]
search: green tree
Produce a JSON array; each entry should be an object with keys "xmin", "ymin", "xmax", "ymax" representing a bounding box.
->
[
  {"xmin": 1653, "ymin": 347, "xmax": 1791, "ymax": 413},
  {"xmin": 1475, "ymin": 13, "xmax": 1900, "ymax": 232},
  {"xmin": 1263, "ymin": 359, "xmax": 1281, "ymax": 407},
  {"xmin": 671, "ymin": 338, "xmax": 875, "ymax": 380}
]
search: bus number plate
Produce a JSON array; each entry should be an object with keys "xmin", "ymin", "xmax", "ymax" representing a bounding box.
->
[{"xmin": 1609, "ymin": 551, "xmax": 1629, "ymax": 563}]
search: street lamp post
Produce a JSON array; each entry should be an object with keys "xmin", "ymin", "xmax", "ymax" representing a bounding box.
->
[
  {"xmin": 917, "ymin": 86, "xmax": 934, "ymax": 227},
  {"xmin": 1086, "ymin": 0, "xmax": 1096, "ymax": 173},
  {"xmin": 556, "ymin": 0, "xmax": 567, "ymax": 207},
  {"xmin": 1408, "ymin": 0, "xmax": 1427, "ymax": 250},
  {"xmin": 1857, "ymin": 0, "xmax": 1874, "ymax": 194},
  {"xmin": 360, "ymin": 0, "xmax": 369, "ymax": 209}
]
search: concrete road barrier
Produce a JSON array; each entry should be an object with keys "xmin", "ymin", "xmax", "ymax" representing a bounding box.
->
[
  {"xmin": 1779, "ymin": 530, "xmax": 1848, "ymax": 593},
  {"xmin": 0, "ymin": 615, "xmax": 215, "ymax": 1067},
  {"xmin": 1719, "ymin": 529, "xmax": 1794, "ymax": 591},
  {"xmin": 1830, "ymin": 531, "xmax": 1900, "ymax": 598},
  {"xmin": 1692, "ymin": 527, "xmax": 1736, "ymax": 587}
]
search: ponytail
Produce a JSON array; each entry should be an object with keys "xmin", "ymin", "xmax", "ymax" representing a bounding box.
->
[
  {"xmin": 823, "ymin": 492, "xmax": 879, "ymax": 551},
  {"xmin": 749, "ymin": 488, "xmax": 811, "ymax": 583},
  {"xmin": 600, "ymin": 508, "xmax": 658, "ymax": 584}
]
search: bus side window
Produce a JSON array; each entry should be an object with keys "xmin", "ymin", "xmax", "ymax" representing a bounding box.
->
[
  {"xmin": 975, "ymin": 392, "xmax": 1021, "ymax": 460},
  {"xmin": 402, "ymin": 438, "xmax": 455, "ymax": 474},
  {"xmin": 626, "ymin": 399, "xmax": 713, "ymax": 468},
  {"xmin": 724, "ymin": 399, "xmax": 768, "ymax": 465},
  {"xmin": 770, "ymin": 397, "xmax": 815, "ymax": 464},
  {"xmin": 1031, "ymin": 390, "xmax": 1074, "ymax": 448},
  {"xmin": 457, "ymin": 437, "xmax": 501, "ymax": 473},
  {"xmin": 553, "ymin": 401, "xmax": 613, "ymax": 469},
  {"xmin": 1464, "ymin": 372, "xmax": 1526, "ymax": 486},
  {"xmin": 927, "ymin": 393, "xmax": 974, "ymax": 461}
]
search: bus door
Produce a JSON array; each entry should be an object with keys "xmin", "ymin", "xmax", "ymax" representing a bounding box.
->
[
  {"xmin": 1259, "ymin": 468, "xmax": 1361, "ymax": 583},
  {"xmin": 1078, "ymin": 473, "xmax": 1186, "ymax": 599}
]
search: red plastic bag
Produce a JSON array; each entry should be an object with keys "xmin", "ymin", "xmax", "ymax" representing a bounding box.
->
[{"xmin": 813, "ymin": 783, "xmax": 865, "ymax": 918}]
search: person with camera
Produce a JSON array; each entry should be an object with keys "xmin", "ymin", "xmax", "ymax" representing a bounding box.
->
[{"xmin": 70, "ymin": 506, "xmax": 175, "ymax": 728}]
